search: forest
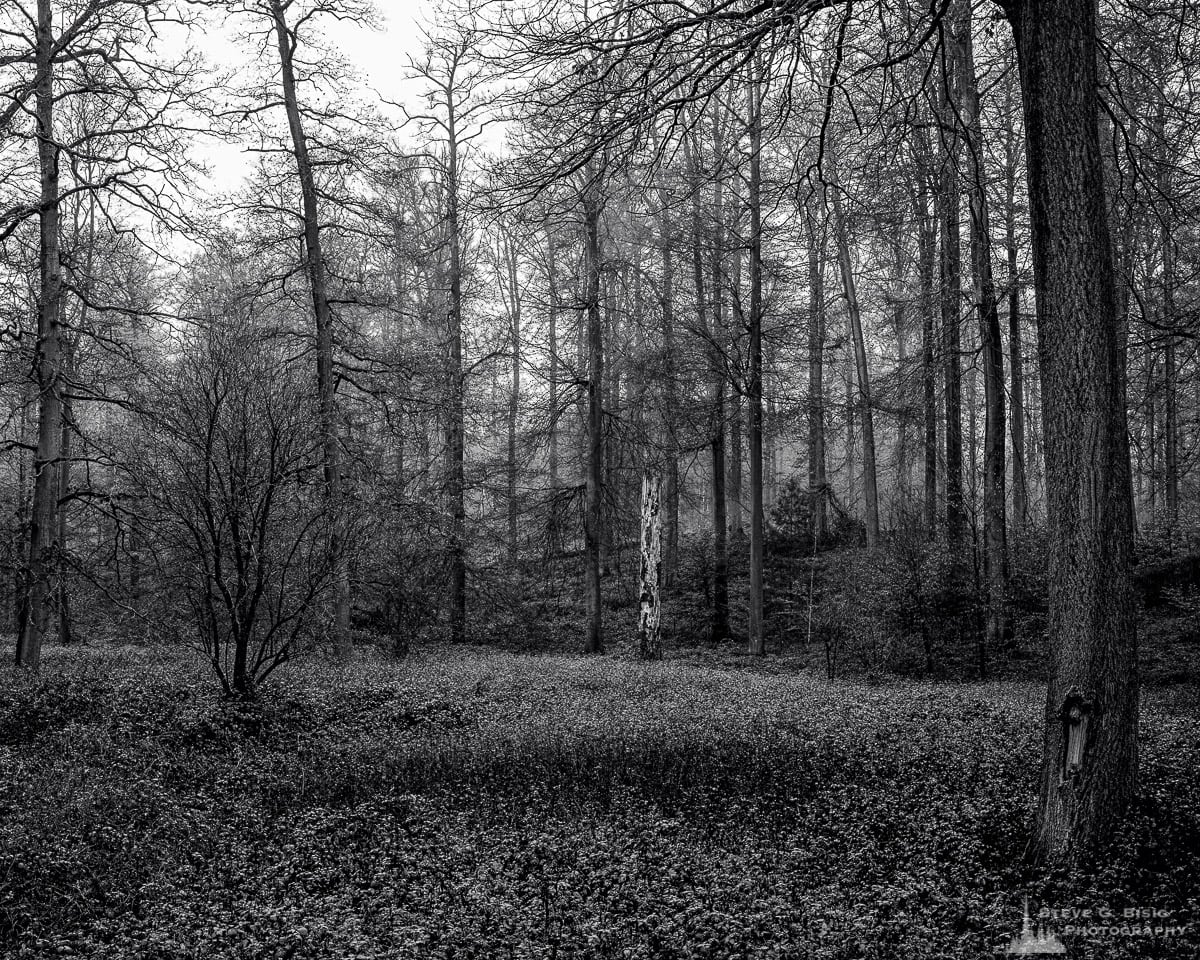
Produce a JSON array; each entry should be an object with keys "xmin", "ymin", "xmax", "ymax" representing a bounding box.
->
[{"xmin": 2, "ymin": 0, "xmax": 1200, "ymax": 957}]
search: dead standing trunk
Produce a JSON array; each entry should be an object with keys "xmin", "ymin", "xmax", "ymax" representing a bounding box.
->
[{"xmin": 636, "ymin": 473, "xmax": 663, "ymax": 659}]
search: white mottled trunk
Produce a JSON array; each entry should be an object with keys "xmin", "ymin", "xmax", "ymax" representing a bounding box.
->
[{"xmin": 636, "ymin": 473, "xmax": 663, "ymax": 660}]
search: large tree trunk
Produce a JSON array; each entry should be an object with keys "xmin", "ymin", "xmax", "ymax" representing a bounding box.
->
[
  {"xmin": 636, "ymin": 473, "xmax": 663, "ymax": 659},
  {"xmin": 957, "ymin": 7, "xmax": 1011, "ymax": 663},
  {"xmin": 1005, "ymin": 0, "xmax": 1138, "ymax": 866},
  {"xmin": 583, "ymin": 183, "xmax": 605, "ymax": 654},
  {"xmin": 747, "ymin": 68, "xmax": 766, "ymax": 656},
  {"xmin": 16, "ymin": 0, "xmax": 64, "ymax": 671},
  {"xmin": 270, "ymin": 1, "xmax": 350, "ymax": 654}
]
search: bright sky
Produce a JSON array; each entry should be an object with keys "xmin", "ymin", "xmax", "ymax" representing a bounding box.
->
[{"xmin": 195, "ymin": 0, "xmax": 436, "ymax": 193}]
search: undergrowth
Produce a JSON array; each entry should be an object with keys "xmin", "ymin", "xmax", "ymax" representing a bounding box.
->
[{"xmin": 0, "ymin": 645, "xmax": 1197, "ymax": 958}]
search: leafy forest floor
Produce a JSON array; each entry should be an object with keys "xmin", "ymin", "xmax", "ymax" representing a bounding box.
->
[{"xmin": 2, "ymin": 645, "xmax": 1199, "ymax": 959}]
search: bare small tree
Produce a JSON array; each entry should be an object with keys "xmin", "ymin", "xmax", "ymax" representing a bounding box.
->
[{"xmin": 125, "ymin": 306, "xmax": 336, "ymax": 698}]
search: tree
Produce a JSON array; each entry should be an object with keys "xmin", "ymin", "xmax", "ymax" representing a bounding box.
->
[
  {"xmin": 14, "ymin": 0, "xmax": 64, "ymax": 671},
  {"xmin": 257, "ymin": 0, "xmax": 363, "ymax": 655},
  {"xmin": 582, "ymin": 169, "xmax": 605, "ymax": 654},
  {"xmin": 746, "ymin": 61, "xmax": 767, "ymax": 655},
  {"xmin": 3, "ymin": 0, "xmax": 203, "ymax": 668},
  {"xmin": 829, "ymin": 155, "xmax": 880, "ymax": 547},
  {"xmin": 954, "ymin": 2, "xmax": 1010, "ymax": 664},
  {"xmin": 129, "ymin": 305, "xmax": 336, "ymax": 698},
  {"xmin": 636, "ymin": 471, "xmax": 663, "ymax": 659},
  {"xmin": 1003, "ymin": 0, "xmax": 1138, "ymax": 864}
]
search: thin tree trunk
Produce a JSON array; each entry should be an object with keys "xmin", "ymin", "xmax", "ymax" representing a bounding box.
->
[
  {"xmin": 707, "ymin": 140, "xmax": 730, "ymax": 642},
  {"xmin": 958, "ymin": 7, "xmax": 1011, "ymax": 661},
  {"xmin": 545, "ymin": 222, "xmax": 562, "ymax": 553},
  {"xmin": 937, "ymin": 55, "xmax": 966, "ymax": 544},
  {"xmin": 830, "ymin": 171, "xmax": 880, "ymax": 547},
  {"xmin": 583, "ymin": 182, "xmax": 605, "ymax": 654},
  {"xmin": 270, "ymin": 0, "xmax": 350, "ymax": 654},
  {"xmin": 914, "ymin": 181, "xmax": 940, "ymax": 536},
  {"xmin": 657, "ymin": 196, "xmax": 680, "ymax": 585},
  {"xmin": 891, "ymin": 229, "xmax": 910, "ymax": 507},
  {"xmin": 12, "ymin": 393, "xmax": 28, "ymax": 635},
  {"xmin": 806, "ymin": 206, "xmax": 828, "ymax": 541},
  {"xmin": 747, "ymin": 67, "xmax": 766, "ymax": 655},
  {"xmin": 1006, "ymin": 0, "xmax": 1138, "ymax": 866},
  {"xmin": 506, "ymin": 239, "xmax": 521, "ymax": 561},
  {"xmin": 600, "ymin": 268, "xmax": 617, "ymax": 577},
  {"xmin": 1004, "ymin": 83, "xmax": 1029, "ymax": 530},
  {"xmin": 57, "ymin": 362, "xmax": 72, "ymax": 648},
  {"xmin": 1157, "ymin": 107, "xmax": 1178, "ymax": 533},
  {"xmin": 443, "ymin": 100, "xmax": 467, "ymax": 644},
  {"xmin": 729, "ymin": 395, "xmax": 744, "ymax": 541}
]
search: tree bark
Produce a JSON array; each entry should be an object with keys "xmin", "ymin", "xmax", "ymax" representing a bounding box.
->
[
  {"xmin": 747, "ymin": 67, "xmax": 766, "ymax": 655},
  {"xmin": 583, "ymin": 181, "xmax": 605, "ymax": 654},
  {"xmin": 957, "ymin": 7, "xmax": 1011, "ymax": 660},
  {"xmin": 915, "ymin": 186, "xmax": 939, "ymax": 535},
  {"xmin": 1005, "ymin": 0, "xmax": 1138, "ymax": 866},
  {"xmin": 805, "ymin": 206, "xmax": 829, "ymax": 541},
  {"xmin": 657, "ymin": 195, "xmax": 681, "ymax": 585},
  {"xmin": 937, "ymin": 54, "xmax": 966, "ymax": 544},
  {"xmin": 506, "ymin": 238, "xmax": 522, "ymax": 561},
  {"xmin": 1004, "ymin": 80, "xmax": 1029, "ymax": 530},
  {"xmin": 705, "ymin": 142, "xmax": 730, "ymax": 643},
  {"xmin": 57, "ymin": 350, "xmax": 73, "ymax": 648},
  {"xmin": 443, "ymin": 94, "xmax": 467, "ymax": 644},
  {"xmin": 16, "ymin": 0, "xmax": 64, "ymax": 671},
  {"xmin": 830, "ymin": 170, "xmax": 880, "ymax": 547},
  {"xmin": 1157, "ymin": 106, "xmax": 1178, "ymax": 532},
  {"xmin": 269, "ymin": 0, "xmax": 350, "ymax": 654},
  {"xmin": 636, "ymin": 473, "xmax": 663, "ymax": 659}
]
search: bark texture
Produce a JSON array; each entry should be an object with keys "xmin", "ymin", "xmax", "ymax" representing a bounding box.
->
[
  {"xmin": 1006, "ymin": 0, "xmax": 1139, "ymax": 865},
  {"xmin": 637, "ymin": 473, "xmax": 663, "ymax": 660}
]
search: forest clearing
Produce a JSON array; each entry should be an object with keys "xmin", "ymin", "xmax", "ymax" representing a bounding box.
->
[
  {"xmin": 3, "ymin": 0, "xmax": 1200, "ymax": 955},
  {"xmin": 2, "ymin": 643, "xmax": 1198, "ymax": 959}
]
